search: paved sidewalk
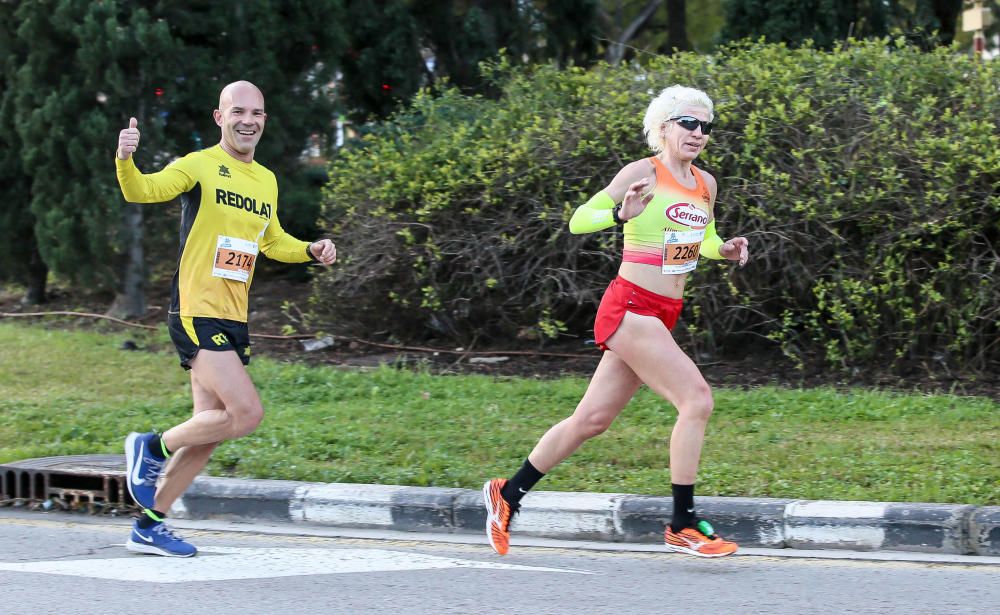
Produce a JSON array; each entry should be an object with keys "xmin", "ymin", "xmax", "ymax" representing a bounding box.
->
[{"xmin": 169, "ymin": 476, "xmax": 1000, "ymax": 556}]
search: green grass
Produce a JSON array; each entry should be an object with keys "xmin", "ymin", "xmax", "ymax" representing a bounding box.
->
[{"xmin": 1, "ymin": 321, "xmax": 997, "ymax": 504}]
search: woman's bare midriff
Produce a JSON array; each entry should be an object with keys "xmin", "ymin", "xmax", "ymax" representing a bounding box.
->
[{"xmin": 617, "ymin": 261, "xmax": 688, "ymax": 299}]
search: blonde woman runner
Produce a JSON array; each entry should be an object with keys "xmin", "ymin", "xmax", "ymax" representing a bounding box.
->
[{"xmin": 483, "ymin": 85, "xmax": 749, "ymax": 558}]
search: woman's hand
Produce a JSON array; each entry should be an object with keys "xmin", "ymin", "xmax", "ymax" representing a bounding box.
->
[
  {"xmin": 619, "ymin": 177, "xmax": 654, "ymax": 221},
  {"xmin": 719, "ymin": 236, "xmax": 749, "ymax": 267}
]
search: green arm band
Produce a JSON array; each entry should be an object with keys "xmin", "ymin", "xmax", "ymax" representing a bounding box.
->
[
  {"xmin": 568, "ymin": 191, "xmax": 617, "ymax": 234},
  {"xmin": 700, "ymin": 220, "xmax": 724, "ymax": 260}
]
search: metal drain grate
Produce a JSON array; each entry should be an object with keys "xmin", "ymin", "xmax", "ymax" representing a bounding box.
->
[{"xmin": 0, "ymin": 455, "xmax": 136, "ymax": 511}]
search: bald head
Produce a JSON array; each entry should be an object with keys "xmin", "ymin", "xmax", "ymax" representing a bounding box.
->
[
  {"xmin": 214, "ymin": 81, "xmax": 267, "ymax": 163},
  {"xmin": 219, "ymin": 80, "xmax": 265, "ymax": 111}
]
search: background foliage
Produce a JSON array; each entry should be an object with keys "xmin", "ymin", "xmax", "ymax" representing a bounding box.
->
[
  {"xmin": 2, "ymin": 2, "xmax": 995, "ymax": 377},
  {"xmin": 0, "ymin": 0, "xmax": 346, "ymax": 306},
  {"xmin": 315, "ymin": 38, "xmax": 999, "ymax": 373}
]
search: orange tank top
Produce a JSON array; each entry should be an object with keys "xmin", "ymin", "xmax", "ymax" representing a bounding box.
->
[{"xmin": 621, "ymin": 157, "xmax": 713, "ymax": 269}]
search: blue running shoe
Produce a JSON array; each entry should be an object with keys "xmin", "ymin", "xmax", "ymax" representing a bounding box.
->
[
  {"xmin": 125, "ymin": 431, "xmax": 165, "ymax": 509},
  {"xmin": 126, "ymin": 521, "xmax": 197, "ymax": 557}
]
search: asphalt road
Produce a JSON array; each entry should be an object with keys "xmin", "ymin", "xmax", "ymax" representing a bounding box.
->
[{"xmin": 2, "ymin": 510, "xmax": 998, "ymax": 615}]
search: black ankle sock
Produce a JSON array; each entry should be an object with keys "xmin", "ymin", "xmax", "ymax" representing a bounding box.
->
[
  {"xmin": 147, "ymin": 434, "xmax": 169, "ymax": 459},
  {"xmin": 670, "ymin": 483, "xmax": 696, "ymax": 532},
  {"xmin": 137, "ymin": 509, "xmax": 166, "ymax": 529},
  {"xmin": 501, "ymin": 458, "xmax": 545, "ymax": 505}
]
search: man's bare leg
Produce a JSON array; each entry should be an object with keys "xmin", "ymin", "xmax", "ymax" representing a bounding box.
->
[
  {"xmin": 154, "ymin": 369, "xmax": 224, "ymax": 512},
  {"xmin": 160, "ymin": 350, "xmax": 264, "ymax": 451}
]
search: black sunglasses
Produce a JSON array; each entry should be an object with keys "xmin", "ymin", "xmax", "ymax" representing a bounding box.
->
[{"xmin": 669, "ymin": 115, "xmax": 713, "ymax": 135}]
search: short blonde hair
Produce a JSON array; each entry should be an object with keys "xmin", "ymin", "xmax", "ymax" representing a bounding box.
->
[{"xmin": 643, "ymin": 85, "xmax": 714, "ymax": 153}]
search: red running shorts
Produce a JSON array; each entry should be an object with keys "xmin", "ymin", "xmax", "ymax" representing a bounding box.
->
[{"xmin": 593, "ymin": 276, "xmax": 683, "ymax": 351}]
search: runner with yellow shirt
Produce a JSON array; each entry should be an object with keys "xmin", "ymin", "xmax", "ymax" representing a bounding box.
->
[{"xmin": 117, "ymin": 81, "xmax": 336, "ymax": 557}]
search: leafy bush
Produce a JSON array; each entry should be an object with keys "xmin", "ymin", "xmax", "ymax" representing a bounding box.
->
[{"xmin": 314, "ymin": 39, "xmax": 999, "ymax": 373}]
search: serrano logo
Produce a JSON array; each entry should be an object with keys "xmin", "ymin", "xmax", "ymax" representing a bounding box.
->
[{"xmin": 665, "ymin": 202, "xmax": 709, "ymax": 229}]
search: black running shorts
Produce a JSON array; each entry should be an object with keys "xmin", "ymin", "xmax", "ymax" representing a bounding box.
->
[{"xmin": 167, "ymin": 313, "xmax": 251, "ymax": 370}]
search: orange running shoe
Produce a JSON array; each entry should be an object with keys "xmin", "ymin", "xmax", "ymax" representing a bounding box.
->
[
  {"xmin": 664, "ymin": 519, "xmax": 738, "ymax": 558},
  {"xmin": 482, "ymin": 478, "xmax": 519, "ymax": 555}
]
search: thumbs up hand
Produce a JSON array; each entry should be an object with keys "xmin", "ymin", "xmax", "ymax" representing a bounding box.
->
[{"xmin": 117, "ymin": 117, "xmax": 140, "ymax": 160}]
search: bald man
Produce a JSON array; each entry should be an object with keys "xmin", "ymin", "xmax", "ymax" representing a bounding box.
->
[{"xmin": 115, "ymin": 81, "xmax": 336, "ymax": 557}]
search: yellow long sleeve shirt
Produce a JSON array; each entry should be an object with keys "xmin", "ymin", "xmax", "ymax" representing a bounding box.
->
[{"xmin": 116, "ymin": 145, "xmax": 312, "ymax": 322}]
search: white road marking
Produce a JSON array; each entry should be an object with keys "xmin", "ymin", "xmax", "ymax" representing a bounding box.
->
[
  {"xmin": 292, "ymin": 483, "xmax": 402, "ymax": 526},
  {"xmin": 518, "ymin": 491, "xmax": 619, "ymax": 538},
  {"xmin": 0, "ymin": 546, "xmax": 592, "ymax": 583},
  {"xmin": 786, "ymin": 501, "xmax": 888, "ymax": 519},
  {"xmin": 785, "ymin": 525, "xmax": 886, "ymax": 550},
  {"xmin": 784, "ymin": 501, "xmax": 889, "ymax": 549}
]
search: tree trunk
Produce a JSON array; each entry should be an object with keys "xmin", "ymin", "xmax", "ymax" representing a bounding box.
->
[
  {"xmin": 606, "ymin": 0, "xmax": 664, "ymax": 65},
  {"xmin": 22, "ymin": 240, "xmax": 48, "ymax": 305},
  {"xmin": 930, "ymin": 0, "xmax": 962, "ymax": 46},
  {"xmin": 109, "ymin": 99, "xmax": 147, "ymax": 321},
  {"xmin": 665, "ymin": 0, "xmax": 690, "ymax": 52},
  {"xmin": 109, "ymin": 201, "xmax": 146, "ymax": 319}
]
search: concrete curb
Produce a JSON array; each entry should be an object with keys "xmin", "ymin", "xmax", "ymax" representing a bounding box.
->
[
  {"xmin": 170, "ymin": 477, "xmax": 997, "ymax": 556},
  {"xmin": 971, "ymin": 507, "xmax": 1000, "ymax": 556}
]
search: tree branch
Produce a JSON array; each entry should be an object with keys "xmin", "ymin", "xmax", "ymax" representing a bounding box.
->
[{"xmin": 606, "ymin": 0, "xmax": 664, "ymax": 65}]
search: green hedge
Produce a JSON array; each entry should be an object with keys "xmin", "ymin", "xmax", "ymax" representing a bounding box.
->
[{"xmin": 315, "ymin": 39, "xmax": 999, "ymax": 373}]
